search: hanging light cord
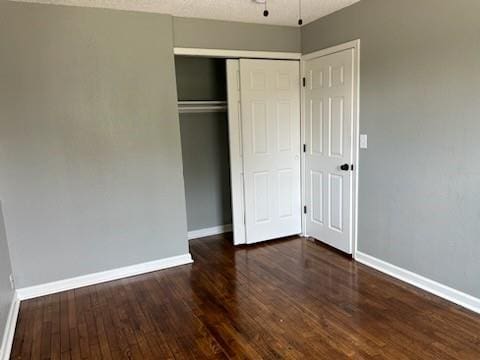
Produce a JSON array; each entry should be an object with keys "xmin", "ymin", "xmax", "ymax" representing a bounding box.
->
[
  {"xmin": 263, "ymin": 0, "xmax": 269, "ymax": 17},
  {"xmin": 298, "ymin": 0, "xmax": 303, "ymax": 25}
]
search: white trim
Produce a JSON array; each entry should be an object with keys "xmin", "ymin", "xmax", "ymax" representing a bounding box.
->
[
  {"xmin": 300, "ymin": 39, "xmax": 360, "ymax": 256},
  {"xmin": 356, "ymin": 251, "xmax": 480, "ymax": 315},
  {"xmin": 0, "ymin": 293, "xmax": 20, "ymax": 360},
  {"xmin": 302, "ymin": 40, "xmax": 360, "ymax": 60},
  {"xmin": 16, "ymin": 254, "xmax": 193, "ymax": 300},
  {"xmin": 300, "ymin": 60, "xmax": 306, "ymax": 238},
  {"xmin": 188, "ymin": 224, "xmax": 233, "ymax": 240},
  {"xmin": 353, "ymin": 41, "xmax": 360, "ymax": 258},
  {"xmin": 174, "ymin": 47, "xmax": 301, "ymax": 60}
]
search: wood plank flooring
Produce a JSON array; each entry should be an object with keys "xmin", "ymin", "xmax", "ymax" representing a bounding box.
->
[{"xmin": 10, "ymin": 234, "xmax": 480, "ymax": 359}]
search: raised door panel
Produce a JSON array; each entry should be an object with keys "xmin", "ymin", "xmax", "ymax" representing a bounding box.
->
[
  {"xmin": 278, "ymin": 169, "xmax": 294, "ymax": 218},
  {"xmin": 310, "ymin": 170, "xmax": 324, "ymax": 225},
  {"xmin": 254, "ymin": 172, "xmax": 270, "ymax": 223},
  {"xmin": 309, "ymin": 99, "xmax": 324, "ymax": 155},
  {"xmin": 329, "ymin": 96, "xmax": 344, "ymax": 158},
  {"xmin": 328, "ymin": 174, "xmax": 343, "ymax": 232},
  {"xmin": 277, "ymin": 102, "xmax": 292, "ymax": 152},
  {"xmin": 252, "ymin": 101, "xmax": 268, "ymax": 154}
]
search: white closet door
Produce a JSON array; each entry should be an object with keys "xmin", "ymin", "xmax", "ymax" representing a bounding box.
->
[
  {"xmin": 304, "ymin": 49, "xmax": 355, "ymax": 254},
  {"xmin": 240, "ymin": 59, "xmax": 301, "ymax": 244},
  {"xmin": 226, "ymin": 59, "xmax": 246, "ymax": 245}
]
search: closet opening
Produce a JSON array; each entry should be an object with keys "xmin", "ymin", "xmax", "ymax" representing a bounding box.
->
[
  {"xmin": 175, "ymin": 56, "xmax": 233, "ymax": 242},
  {"xmin": 174, "ymin": 49, "xmax": 304, "ymax": 247}
]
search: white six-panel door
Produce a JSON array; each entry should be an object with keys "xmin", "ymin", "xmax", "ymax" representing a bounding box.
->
[
  {"xmin": 240, "ymin": 59, "xmax": 302, "ymax": 244},
  {"xmin": 304, "ymin": 49, "xmax": 355, "ymax": 254}
]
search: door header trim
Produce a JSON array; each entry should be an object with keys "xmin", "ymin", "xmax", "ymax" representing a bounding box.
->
[
  {"xmin": 174, "ymin": 47, "xmax": 301, "ymax": 60},
  {"xmin": 302, "ymin": 39, "xmax": 360, "ymax": 61}
]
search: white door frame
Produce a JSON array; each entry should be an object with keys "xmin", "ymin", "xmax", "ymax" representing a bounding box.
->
[
  {"xmin": 300, "ymin": 39, "xmax": 360, "ymax": 258},
  {"xmin": 174, "ymin": 47, "xmax": 301, "ymax": 60}
]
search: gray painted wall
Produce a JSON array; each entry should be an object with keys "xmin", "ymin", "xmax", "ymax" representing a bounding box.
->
[
  {"xmin": 0, "ymin": 0, "xmax": 16, "ymax": 346},
  {"xmin": 175, "ymin": 56, "xmax": 232, "ymax": 231},
  {"xmin": 0, "ymin": 2, "xmax": 298, "ymax": 288},
  {"xmin": 173, "ymin": 17, "xmax": 301, "ymax": 52},
  {"xmin": 175, "ymin": 56, "xmax": 227, "ymax": 101},
  {"xmin": 179, "ymin": 113, "xmax": 232, "ymax": 231},
  {"xmin": 0, "ymin": 202, "xmax": 14, "ymax": 352},
  {"xmin": 302, "ymin": 0, "xmax": 480, "ymax": 297},
  {"xmin": 0, "ymin": 2, "xmax": 189, "ymax": 288}
]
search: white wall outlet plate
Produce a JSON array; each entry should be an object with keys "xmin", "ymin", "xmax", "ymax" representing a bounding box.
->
[
  {"xmin": 9, "ymin": 274, "xmax": 15, "ymax": 290},
  {"xmin": 360, "ymin": 134, "xmax": 368, "ymax": 149}
]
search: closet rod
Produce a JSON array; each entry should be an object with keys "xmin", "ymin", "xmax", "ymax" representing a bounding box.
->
[{"xmin": 178, "ymin": 100, "xmax": 228, "ymax": 114}]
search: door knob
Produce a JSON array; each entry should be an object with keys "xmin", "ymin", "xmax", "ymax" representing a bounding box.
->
[{"xmin": 340, "ymin": 164, "xmax": 350, "ymax": 171}]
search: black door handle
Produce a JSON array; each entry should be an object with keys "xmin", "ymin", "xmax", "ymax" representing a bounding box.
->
[{"xmin": 340, "ymin": 164, "xmax": 350, "ymax": 171}]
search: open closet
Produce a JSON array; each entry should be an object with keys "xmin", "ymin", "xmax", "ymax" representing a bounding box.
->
[
  {"xmin": 175, "ymin": 56, "xmax": 233, "ymax": 240},
  {"xmin": 175, "ymin": 54, "xmax": 303, "ymax": 246}
]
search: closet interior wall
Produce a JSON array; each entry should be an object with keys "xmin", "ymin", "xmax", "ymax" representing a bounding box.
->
[{"xmin": 175, "ymin": 56, "xmax": 232, "ymax": 233}]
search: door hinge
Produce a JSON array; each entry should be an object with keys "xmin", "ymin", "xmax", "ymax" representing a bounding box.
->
[
  {"xmin": 303, "ymin": 144, "xmax": 307, "ymax": 153},
  {"xmin": 304, "ymin": 206, "xmax": 307, "ymax": 214},
  {"xmin": 302, "ymin": 77, "xmax": 306, "ymax": 87},
  {"xmin": 351, "ymin": 164, "xmax": 354, "ymax": 171}
]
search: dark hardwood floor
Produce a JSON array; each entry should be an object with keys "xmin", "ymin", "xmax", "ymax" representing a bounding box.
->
[{"xmin": 10, "ymin": 234, "xmax": 480, "ymax": 359}]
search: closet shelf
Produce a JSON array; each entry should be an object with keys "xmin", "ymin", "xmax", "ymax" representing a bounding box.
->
[{"xmin": 178, "ymin": 101, "xmax": 228, "ymax": 114}]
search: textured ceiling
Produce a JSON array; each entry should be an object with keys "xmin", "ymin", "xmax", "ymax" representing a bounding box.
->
[{"xmin": 12, "ymin": 0, "xmax": 360, "ymax": 26}]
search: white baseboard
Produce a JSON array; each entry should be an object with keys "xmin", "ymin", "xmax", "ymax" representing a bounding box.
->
[
  {"xmin": 0, "ymin": 293, "xmax": 20, "ymax": 360},
  {"xmin": 16, "ymin": 253, "xmax": 193, "ymax": 301},
  {"xmin": 355, "ymin": 251, "xmax": 480, "ymax": 314},
  {"xmin": 188, "ymin": 224, "xmax": 232, "ymax": 240}
]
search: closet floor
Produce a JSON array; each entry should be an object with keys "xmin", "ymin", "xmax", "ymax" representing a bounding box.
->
[{"xmin": 10, "ymin": 234, "xmax": 480, "ymax": 359}]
